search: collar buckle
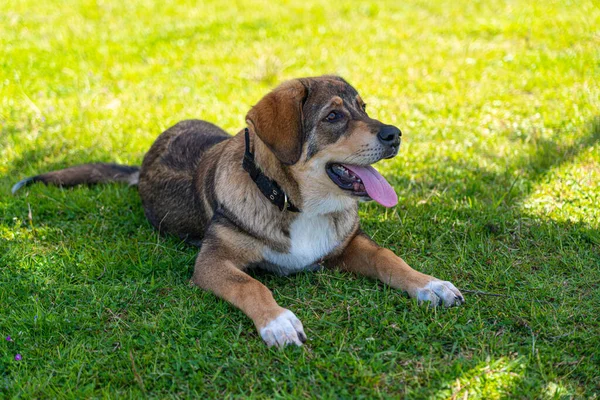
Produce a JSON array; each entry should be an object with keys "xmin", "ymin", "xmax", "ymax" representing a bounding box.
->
[{"xmin": 283, "ymin": 192, "xmax": 289, "ymax": 212}]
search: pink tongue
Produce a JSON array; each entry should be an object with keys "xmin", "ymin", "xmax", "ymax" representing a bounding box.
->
[{"xmin": 342, "ymin": 164, "xmax": 398, "ymax": 207}]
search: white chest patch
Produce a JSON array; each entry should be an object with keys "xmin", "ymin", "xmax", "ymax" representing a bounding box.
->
[{"xmin": 262, "ymin": 213, "xmax": 340, "ymax": 275}]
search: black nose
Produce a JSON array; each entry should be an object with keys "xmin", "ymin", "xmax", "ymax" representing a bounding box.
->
[{"xmin": 377, "ymin": 125, "xmax": 401, "ymax": 145}]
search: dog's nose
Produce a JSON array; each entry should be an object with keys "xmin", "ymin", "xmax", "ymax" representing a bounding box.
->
[{"xmin": 377, "ymin": 125, "xmax": 401, "ymax": 146}]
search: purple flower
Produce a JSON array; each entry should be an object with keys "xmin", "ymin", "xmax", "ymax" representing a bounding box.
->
[
  {"xmin": 5, "ymin": 336, "xmax": 11, "ymax": 341},
  {"xmin": 14, "ymin": 354, "xmax": 22, "ymax": 361}
]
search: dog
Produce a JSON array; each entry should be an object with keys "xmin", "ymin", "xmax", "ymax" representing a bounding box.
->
[{"xmin": 12, "ymin": 76, "xmax": 464, "ymax": 347}]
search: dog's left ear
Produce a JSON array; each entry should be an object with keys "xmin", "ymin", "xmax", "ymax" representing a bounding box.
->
[{"xmin": 246, "ymin": 80, "xmax": 307, "ymax": 165}]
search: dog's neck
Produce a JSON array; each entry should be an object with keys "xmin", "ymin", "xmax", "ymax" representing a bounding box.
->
[
  {"xmin": 248, "ymin": 130, "xmax": 303, "ymax": 210},
  {"xmin": 250, "ymin": 131, "xmax": 357, "ymax": 216}
]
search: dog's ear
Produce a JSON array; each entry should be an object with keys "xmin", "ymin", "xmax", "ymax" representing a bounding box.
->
[{"xmin": 246, "ymin": 80, "xmax": 307, "ymax": 165}]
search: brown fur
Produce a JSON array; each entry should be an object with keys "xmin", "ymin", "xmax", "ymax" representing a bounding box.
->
[
  {"xmin": 326, "ymin": 232, "xmax": 436, "ymax": 295},
  {"xmin": 13, "ymin": 76, "xmax": 463, "ymax": 347},
  {"xmin": 11, "ymin": 163, "xmax": 139, "ymax": 194},
  {"xmin": 246, "ymin": 80, "xmax": 307, "ymax": 165}
]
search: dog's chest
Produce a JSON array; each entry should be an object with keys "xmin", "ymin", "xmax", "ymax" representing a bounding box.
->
[{"xmin": 262, "ymin": 213, "xmax": 345, "ymax": 274}]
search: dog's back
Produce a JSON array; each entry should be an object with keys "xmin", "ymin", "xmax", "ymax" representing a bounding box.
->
[{"xmin": 138, "ymin": 120, "xmax": 230, "ymax": 242}]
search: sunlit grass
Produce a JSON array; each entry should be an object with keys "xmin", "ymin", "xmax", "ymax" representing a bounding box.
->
[{"xmin": 446, "ymin": 357, "xmax": 526, "ymax": 399}]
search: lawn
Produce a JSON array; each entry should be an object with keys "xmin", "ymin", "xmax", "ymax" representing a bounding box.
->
[{"xmin": 1, "ymin": 0, "xmax": 599, "ymax": 398}]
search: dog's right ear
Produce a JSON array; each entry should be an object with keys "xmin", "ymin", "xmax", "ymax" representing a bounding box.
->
[{"xmin": 246, "ymin": 80, "xmax": 307, "ymax": 165}]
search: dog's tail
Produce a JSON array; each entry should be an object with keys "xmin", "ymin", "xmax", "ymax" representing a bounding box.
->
[{"xmin": 12, "ymin": 163, "xmax": 140, "ymax": 194}]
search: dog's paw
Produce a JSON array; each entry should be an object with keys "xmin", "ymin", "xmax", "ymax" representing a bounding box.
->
[
  {"xmin": 260, "ymin": 309, "xmax": 306, "ymax": 348},
  {"xmin": 416, "ymin": 280, "xmax": 464, "ymax": 307}
]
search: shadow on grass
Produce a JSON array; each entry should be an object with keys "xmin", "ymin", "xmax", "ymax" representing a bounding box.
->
[
  {"xmin": 417, "ymin": 116, "xmax": 599, "ymax": 202},
  {"xmin": 393, "ymin": 116, "xmax": 600, "ymax": 239}
]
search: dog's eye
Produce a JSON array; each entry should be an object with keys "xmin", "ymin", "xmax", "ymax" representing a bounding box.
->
[{"xmin": 325, "ymin": 111, "xmax": 342, "ymax": 122}]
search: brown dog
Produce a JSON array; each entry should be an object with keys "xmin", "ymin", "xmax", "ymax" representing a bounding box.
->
[{"xmin": 13, "ymin": 76, "xmax": 464, "ymax": 347}]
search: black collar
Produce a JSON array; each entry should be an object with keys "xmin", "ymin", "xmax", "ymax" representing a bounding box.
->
[{"xmin": 242, "ymin": 128, "xmax": 300, "ymax": 212}]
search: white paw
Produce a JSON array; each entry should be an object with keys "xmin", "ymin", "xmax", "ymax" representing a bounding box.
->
[
  {"xmin": 416, "ymin": 280, "xmax": 465, "ymax": 307},
  {"xmin": 260, "ymin": 309, "xmax": 306, "ymax": 348}
]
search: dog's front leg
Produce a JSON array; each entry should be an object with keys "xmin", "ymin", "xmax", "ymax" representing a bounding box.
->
[
  {"xmin": 328, "ymin": 232, "xmax": 464, "ymax": 307},
  {"xmin": 192, "ymin": 229, "xmax": 306, "ymax": 348}
]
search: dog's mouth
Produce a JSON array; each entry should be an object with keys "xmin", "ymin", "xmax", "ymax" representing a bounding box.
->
[{"xmin": 326, "ymin": 163, "xmax": 398, "ymax": 207}]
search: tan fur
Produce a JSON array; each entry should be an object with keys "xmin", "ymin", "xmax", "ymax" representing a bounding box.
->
[
  {"xmin": 246, "ymin": 80, "xmax": 307, "ymax": 165},
  {"xmin": 327, "ymin": 233, "xmax": 435, "ymax": 296}
]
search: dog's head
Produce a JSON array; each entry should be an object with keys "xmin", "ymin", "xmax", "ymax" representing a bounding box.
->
[{"xmin": 246, "ymin": 76, "xmax": 400, "ymax": 212}]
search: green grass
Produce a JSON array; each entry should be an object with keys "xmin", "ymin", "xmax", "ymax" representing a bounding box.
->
[{"xmin": 1, "ymin": 0, "xmax": 599, "ymax": 397}]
